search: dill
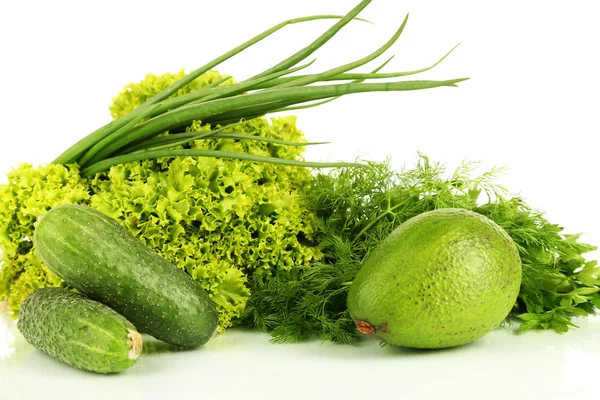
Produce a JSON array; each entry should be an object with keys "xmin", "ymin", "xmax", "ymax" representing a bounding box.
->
[{"xmin": 241, "ymin": 154, "xmax": 599, "ymax": 343}]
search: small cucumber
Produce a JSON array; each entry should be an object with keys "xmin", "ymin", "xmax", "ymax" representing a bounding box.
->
[
  {"xmin": 34, "ymin": 204, "xmax": 218, "ymax": 347},
  {"xmin": 18, "ymin": 288, "xmax": 142, "ymax": 374}
]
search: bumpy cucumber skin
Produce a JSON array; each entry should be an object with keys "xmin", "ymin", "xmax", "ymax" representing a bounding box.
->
[
  {"xmin": 18, "ymin": 288, "xmax": 141, "ymax": 374},
  {"xmin": 34, "ymin": 204, "xmax": 218, "ymax": 348}
]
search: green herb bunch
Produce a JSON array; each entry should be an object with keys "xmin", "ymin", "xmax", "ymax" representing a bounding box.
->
[
  {"xmin": 52, "ymin": 0, "xmax": 466, "ymax": 177},
  {"xmin": 243, "ymin": 155, "xmax": 599, "ymax": 343}
]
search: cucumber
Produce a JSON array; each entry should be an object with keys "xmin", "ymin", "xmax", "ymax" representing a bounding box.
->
[
  {"xmin": 34, "ymin": 204, "xmax": 218, "ymax": 348},
  {"xmin": 18, "ymin": 288, "xmax": 142, "ymax": 374}
]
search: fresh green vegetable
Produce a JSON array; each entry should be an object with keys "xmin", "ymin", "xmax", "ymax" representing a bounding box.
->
[
  {"xmin": 0, "ymin": 163, "xmax": 89, "ymax": 312},
  {"xmin": 1, "ymin": 0, "xmax": 596, "ymax": 345},
  {"xmin": 52, "ymin": 0, "xmax": 466, "ymax": 176},
  {"xmin": 18, "ymin": 288, "xmax": 142, "ymax": 374},
  {"xmin": 2, "ymin": 0, "xmax": 469, "ymax": 336},
  {"xmin": 0, "ymin": 72, "xmax": 323, "ymax": 332},
  {"xmin": 347, "ymin": 208, "xmax": 522, "ymax": 348},
  {"xmin": 34, "ymin": 204, "xmax": 218, "ymax": 348},
  {"xmin": 2, "ymin": 79, "xmax": 597, "ymax": 344},
  {"xmin": 243, "ymin": 157, "xmax": 599, "ymax": 343}
]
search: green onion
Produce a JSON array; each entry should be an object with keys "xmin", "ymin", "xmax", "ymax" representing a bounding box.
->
[
  {"xmin": 80, "ymin": 149, "xmax": 363, "ymax": 179},
  {"xmin": 53, "ymin": 0, "xmax": 468, "ymax": 176},
  {"xmin": 119, "ymin": 129, "xmax": 328, "ymax": 155}
]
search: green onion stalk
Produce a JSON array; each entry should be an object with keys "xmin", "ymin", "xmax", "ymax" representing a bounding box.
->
[{"xmin": 53, "ymin": 0, "xmax": 468, "ymax": 177}]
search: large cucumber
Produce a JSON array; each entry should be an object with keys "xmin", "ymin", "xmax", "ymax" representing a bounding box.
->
[
  {"xmin": 18, "ymin": 288, "xmax": 142, "ymax": 374},
  {"xmin": 34, "ymin": 204, "xmax": 218, "ymax": 347}
]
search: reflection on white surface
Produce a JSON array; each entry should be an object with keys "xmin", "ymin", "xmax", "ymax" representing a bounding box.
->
[{"xmin": 0, "ymin": 313, "xmax": 599, "ymax": 399}]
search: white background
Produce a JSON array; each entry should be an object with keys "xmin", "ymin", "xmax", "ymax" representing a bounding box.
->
[{"xmin": 0, "ymin": 0, "xmax": 599, "ymax": 399}]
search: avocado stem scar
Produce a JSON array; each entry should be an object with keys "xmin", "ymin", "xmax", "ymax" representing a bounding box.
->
[{"xmin": 355, "ymin": 320, "xmax": 375, "ymax": 335}]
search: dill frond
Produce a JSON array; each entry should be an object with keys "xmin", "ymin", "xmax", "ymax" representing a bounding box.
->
[{"xmin": 241, "ymin": 155, "xmax": 599, "ymax": 342}]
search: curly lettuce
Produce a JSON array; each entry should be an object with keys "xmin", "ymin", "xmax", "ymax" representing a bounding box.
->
[
  {"xmin": 0, "ymin": 163, "xmax": 90, "ymax": 309},
  {"xmin": 0, "ymin": 70, "xmax": 322, "ymax": 331}
]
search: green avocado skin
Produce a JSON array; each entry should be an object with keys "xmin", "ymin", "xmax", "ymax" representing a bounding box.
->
[
  {"xmin": 34, "ymin": 204, "xmax": 219, "ymax": 348},
  {"xmin": 347, "ymin": 208, "xmax": 522, "ymax": 349},
  {"xmin": 18, "ymin": 288, "xmax": 140, "ymax": 374}
]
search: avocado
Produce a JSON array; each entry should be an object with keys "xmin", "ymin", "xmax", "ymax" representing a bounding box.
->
[{"xmin": 347, "ymin": 208, "xmax": 522, "ymax": 349}]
